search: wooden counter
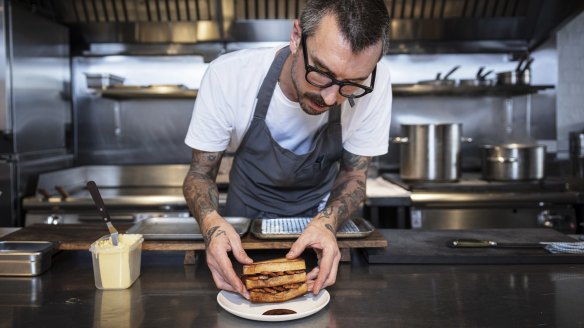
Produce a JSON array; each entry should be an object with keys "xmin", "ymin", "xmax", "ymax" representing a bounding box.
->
[{"xmin": 1, "ymin": 224, "xmax": 387, "ymax": 262}]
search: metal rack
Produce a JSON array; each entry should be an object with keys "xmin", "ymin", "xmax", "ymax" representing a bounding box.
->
[{"xmin": 392, "ymin": 84, "xmax": 554, "ymax": 97}]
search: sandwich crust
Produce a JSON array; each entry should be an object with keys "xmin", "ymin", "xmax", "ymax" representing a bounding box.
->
[{"xmin": 243, "ymin": 258, "xmax": 306, "ymax": 275}]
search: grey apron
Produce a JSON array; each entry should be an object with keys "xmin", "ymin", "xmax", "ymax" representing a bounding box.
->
[{"xmin": 223, "ymin": 46, "xmax": 343, "ymax": 219}]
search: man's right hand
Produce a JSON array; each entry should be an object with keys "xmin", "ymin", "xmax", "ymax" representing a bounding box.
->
[{"xmin": 202, "ymin": 213, "xmax": 253, "ymax": 299}]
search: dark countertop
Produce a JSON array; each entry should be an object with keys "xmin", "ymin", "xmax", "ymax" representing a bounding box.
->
[{"xmin": 2, "ymin": 245, "xmax": 584, "ymax": 328}]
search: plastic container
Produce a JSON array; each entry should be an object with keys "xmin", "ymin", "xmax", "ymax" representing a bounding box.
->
[{"xmin": 89, "ymin": 234, "xmax": 144, "ymax": 290}]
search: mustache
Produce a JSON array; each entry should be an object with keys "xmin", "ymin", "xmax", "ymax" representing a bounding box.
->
[{"xmin": 305, "ymin": 92, "xmax": 332, "ymax": 108}]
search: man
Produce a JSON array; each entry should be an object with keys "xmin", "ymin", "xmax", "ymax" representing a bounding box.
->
[{"xmin": 183, "ymin": 0, "xmax": 392, "ymax": 299}]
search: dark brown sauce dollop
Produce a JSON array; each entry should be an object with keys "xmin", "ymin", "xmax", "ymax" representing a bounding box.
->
[{"xmin": 263, "ymin": 309, "xmax": 297, "ymax": 315}]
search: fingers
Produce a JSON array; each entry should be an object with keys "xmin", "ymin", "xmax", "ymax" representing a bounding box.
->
[
  {"xmin": 286, "ymin": 235, "xmax": 309, "ymax": 260},
  {"xmin": 313, "ymin": 244, "xmax": 341, "ymax": 294},
  {"xmin": 306, "ymin": 266, "xmax": 320, "ymax": 281},
  {"xmin": 229, "ymin": 236, "xmax": 253, "ymax": 265}
]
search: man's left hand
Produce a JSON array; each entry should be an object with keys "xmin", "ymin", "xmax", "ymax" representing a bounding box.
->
[{"xmin": 286, "ymin": 219, "xmax": 341, "ymax": 295}]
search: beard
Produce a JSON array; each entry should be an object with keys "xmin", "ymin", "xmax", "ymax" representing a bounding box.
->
[{"xmin": 290, "ymin": 55, "xmax": 335, "ymax": 116}]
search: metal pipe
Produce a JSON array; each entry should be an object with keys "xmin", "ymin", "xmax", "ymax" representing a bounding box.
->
[
  {"xmin": 400, "ymin": 0, "xmax": 406, "ymax": 18},
  {"xmin": 439, "ymin": 0, "xmax": 446, "ymax": 18},
  {"xmin": 155, "ymin": 0, "xmax": 162, "ymax": 21},
  {"xmin": 72, "ymin": 0, "xmax": 81, "ymax": 22},
  {"xmin": 194, "ymin": 0, "xmax": 200, "ymax": 20},
  {"xmin": 145, "ymin": 0, "xmax": 153, "ymax": 21},
  {"xmin": 100, "ymin": 0, "xmax": 109, "ymax": 21},
  {"xmin": 90, "ymin": 0, "xmax": 99, "ymax": 21},
  {"xmin": 184, "ymin": 0, "xmax": 191, "ymax": 20},
  {"xmin": 110, "ymin": 0, "xmax": 119, "ymax": 22},
  {"xmin": 429, "ymin": 0, "xmax": 436, "ymax": 18},
  {"xmin": 164, "ymin": 0, "xmax": 171, "ymax": 21},
  {"xmin": 410, "ymin": 0, "xmax": 416, "ymax": 18},
  {"xmin": 121, "ymin": 0, "xmax": 129, "ymax": 22}
]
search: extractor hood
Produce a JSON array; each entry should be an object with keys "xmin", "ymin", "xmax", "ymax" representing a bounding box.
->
[{"xmin": 15, "ymin": 0, "xmax": 584, "ymax": 58}]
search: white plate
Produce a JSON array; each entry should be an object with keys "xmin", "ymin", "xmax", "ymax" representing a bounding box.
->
[{"xmin": 217, "ymin": 289, "xmax": 330, "ymax": 322}]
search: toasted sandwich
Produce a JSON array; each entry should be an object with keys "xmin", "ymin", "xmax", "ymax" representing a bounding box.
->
[{"xmin": 242, "ymin": 258, "xmax": 308, "ymax": 303}]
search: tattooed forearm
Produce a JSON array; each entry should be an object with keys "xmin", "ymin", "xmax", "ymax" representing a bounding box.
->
[
  {"xmin": 204, "ymin": 226, "xmax": 220, "ymax": 247},
  {"xmin": 204, "ymin": 226, "xmax": 226, "ymax": 247},
  {"xmin": 318, "ymin": 150, "xmax": 370, "ymax": 229},
  {"xmin": 324, "ymin": 223, "xmax": 336, "ymax": 235},
  {"xmin": 183, "ymin": 149, "xmax": 224, "ymax": 224}
]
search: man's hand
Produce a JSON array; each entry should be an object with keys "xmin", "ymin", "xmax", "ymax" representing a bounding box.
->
[
  {"xmin": 202, "ymin": 213, "xmax": 253, "ymax": 299},
  {"xmin": 286, "ymin": 218, "xmax": 341, "ymax": 295}
]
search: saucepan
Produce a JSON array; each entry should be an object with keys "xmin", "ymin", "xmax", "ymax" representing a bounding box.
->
[
  {"xmin": 459, "ymin": 67, "xmax": 494, "ymax": 87},
  {"xmin": 480, "ymin": 143, "xmax": 546, "ymax": 181},
  {"xmin": 418, "ymin": 66, "xmax": 460, "ymax": 87},
  {"xmin": 496, "ymin": 57, "xmax": 533, "ymax": 86}
]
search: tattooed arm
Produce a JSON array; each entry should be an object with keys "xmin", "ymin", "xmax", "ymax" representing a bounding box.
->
[
  {"xmin": 183, "ymin": 149, "xmax": 253, "ymax": 298},
  {"xmin": 287, "ymin": 149, "xmax": 371, "ymax": 294}
]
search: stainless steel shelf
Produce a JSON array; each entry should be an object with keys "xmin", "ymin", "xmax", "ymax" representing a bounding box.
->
[
  {"xmin": 97, "ymin": 85, "xmax": 198, "ymax": 100},
  {"xmin": 393, "ymin": 84, "xmax": 554, "ymax": 97}
]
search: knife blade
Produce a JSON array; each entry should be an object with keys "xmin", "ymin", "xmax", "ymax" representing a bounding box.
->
[{"xmin": 447, "ymin": 239, "xmax": 546, "ymax": 249}]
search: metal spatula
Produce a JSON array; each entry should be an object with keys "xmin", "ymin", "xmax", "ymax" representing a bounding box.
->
[{"xmin": 87, "ymin": 180, "xmax": 119, "ymax": 246}]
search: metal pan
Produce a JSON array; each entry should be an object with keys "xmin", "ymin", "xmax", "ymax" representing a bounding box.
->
[
  {"xmin": 250, "ymin": 217, "xmax": 375, "ymax": 239},
  {"xmin": 126, "ymin": 217, "xmax": 251, "ymax": 240}
]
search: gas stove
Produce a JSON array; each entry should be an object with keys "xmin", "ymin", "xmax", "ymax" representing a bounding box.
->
[
  {"xmin": 382, "ymin": 173, "xmax": 569, "ymax": 193},
  {"xmin": 381, "ymin": 173, "xmax": 582, "ymax": 233}
]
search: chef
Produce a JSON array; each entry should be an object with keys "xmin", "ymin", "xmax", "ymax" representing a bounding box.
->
[{"xmin": 183, "ymin": 0, "xmax": 392, "ymax": 299}]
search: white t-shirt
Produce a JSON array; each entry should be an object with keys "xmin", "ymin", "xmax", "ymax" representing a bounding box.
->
[{"xmin": 185, "ymin": 46, "xmax": 393, "ymax": 156}]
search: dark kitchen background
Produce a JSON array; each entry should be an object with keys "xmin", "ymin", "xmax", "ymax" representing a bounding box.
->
[{"xmin": 0, "ymin": 0, "xmax": 582, "ymax": 232}]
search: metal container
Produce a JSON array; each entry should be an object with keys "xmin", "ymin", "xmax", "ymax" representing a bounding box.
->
[
  {"xmin": 496, "ymin": 70, "xmax": 531, "ymax": 85},
  {"xmin": 570, "ymin": 130, "xmax": 584, "ymax": 177},
  {"xmin": 85, "ymin": 73, "xmax": 125, "ymax": 89},
  {"xmin": 480, "ymin": 143, "xmax": 546, "ymax": 181},
  {"xmin": 0, "ymin": 241, "xmax": 55, "ymax": 276},
  {"xmin": 394, "ymin": 123, "xmax": 470, "ymax": 181}
]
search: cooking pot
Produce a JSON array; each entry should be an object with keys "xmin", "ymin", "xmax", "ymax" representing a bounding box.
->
[
  {"xmin": 570, "ymin": 130, "xmax": 584, "ymax": 177},
  {"xmin": 393, "ymin": 123, "xmax": 472, "ymax": 181},
  {"xmin": 480, "ymin": 143, "xmax": 546, "ymax": 181}
]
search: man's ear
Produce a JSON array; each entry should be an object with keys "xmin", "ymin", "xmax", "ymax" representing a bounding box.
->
[{"xmin": 289, "ymin": 20, "xmax": 302, "ymax": 54}]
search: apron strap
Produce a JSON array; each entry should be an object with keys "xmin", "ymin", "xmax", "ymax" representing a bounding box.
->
[{"xmin": 254, "ymin": 46, "xmax": 291, "ymax": 120}]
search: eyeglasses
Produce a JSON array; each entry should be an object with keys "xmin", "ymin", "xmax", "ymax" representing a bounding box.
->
[{"xmin": 301, "ymin": 33, "xmax": 376, "ymax": 101}]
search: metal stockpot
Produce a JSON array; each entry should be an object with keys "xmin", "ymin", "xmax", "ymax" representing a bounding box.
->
[
  {"xmin": 570, "ymin": 130, "xmax": 584, "ymax": 178},
  {"xmin": 394, "ymin": 123, "xmax": 471, "ymax": 181},
  {"xmin": 480, "ymin": 143, "xmax": 546, "ymax": 181}
]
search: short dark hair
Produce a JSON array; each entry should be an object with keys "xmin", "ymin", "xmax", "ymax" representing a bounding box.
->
[{"xmin": 299, "ymin": 0, "xmax": 391, "ymax": 55}]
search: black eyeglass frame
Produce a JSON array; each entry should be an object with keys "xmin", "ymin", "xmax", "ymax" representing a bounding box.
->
[{"xmin": 301, "ymin": 33, "xmax": 376, "ymax": 99}]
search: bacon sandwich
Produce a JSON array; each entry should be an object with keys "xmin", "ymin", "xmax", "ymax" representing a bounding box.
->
[{"xmin": 242, "ymin": 258, "xmax": 308, "ymax": 303}]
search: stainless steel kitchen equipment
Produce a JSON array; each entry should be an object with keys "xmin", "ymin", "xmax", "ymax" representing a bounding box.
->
[
  {"xmin": 496, "ymin": 57, "xmax": 533, "ymax": 85},
  {"xmin": 22, "ymin": 164, "xmax": 231, "ymax": 226},
  {"xmin": 126, "ymin": 217, "xmax": 251, "ymax": 240},
  {"xmin": 0, "ymin": 241, "xmax": 55, "ymax": 276},
  {"xmin": 459, "ymin": 67, "xmax": 494, "ymax": 87},
  {"xmin": 250, "ymin": 217, "xmax": 374, "ymax": 239},
  {"xmin": 394, "ymin": 123, "xmax": 471, "ymax": 182},
  {"xmin": 418, "ymin": 66, "xmax": 460, "ymax": 86},
  {"xmin": 23, "ymin": 0, "xmax": 583, "ymax": 55},
  {"xmin": 480, "ymin": 143, "xmax": 546, "ymax": 181},
  {"xmin": 383, "ymin": 173, "xmax": 581, "ymax": 233},
  {"xmin": 0, "ymin": 2, "xmax": 73, "ymax": 226},
  {"xmin": 84, "ymin": 73, "xmax": 125, "ymax": 89},
  {"xmin": 570, "ymin": 130, "xmax": 584, "ymax": 178}
]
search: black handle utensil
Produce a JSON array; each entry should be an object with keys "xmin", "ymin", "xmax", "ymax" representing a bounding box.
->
[{"xmin": 87, "ymin": 180, "xmax": 119, "ymax": 246}]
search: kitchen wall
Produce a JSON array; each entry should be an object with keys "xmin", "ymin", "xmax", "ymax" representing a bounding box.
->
[
  {"xmin": 72, "ymin": 32, "xmax": 573, "ymax": 174},
  {"xmin": 557, "ymin": 10, "xmax": 584, "ymax": 158},
  {"xmin": 380, "ymin": 39, "xmax": 558, "ymax": 171}
]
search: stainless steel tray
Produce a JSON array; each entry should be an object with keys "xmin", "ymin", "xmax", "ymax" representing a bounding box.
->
[
  {"xmin": 126, "ymin": 217, "xmax": 251, "ymax": 240},
  {"xmin": 250, "ymin": 217, "xmax": 375, "ymax": 239},
  {"xmin": 0, "ymin": 241, "xmax": 55, "ymax": 276}
]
